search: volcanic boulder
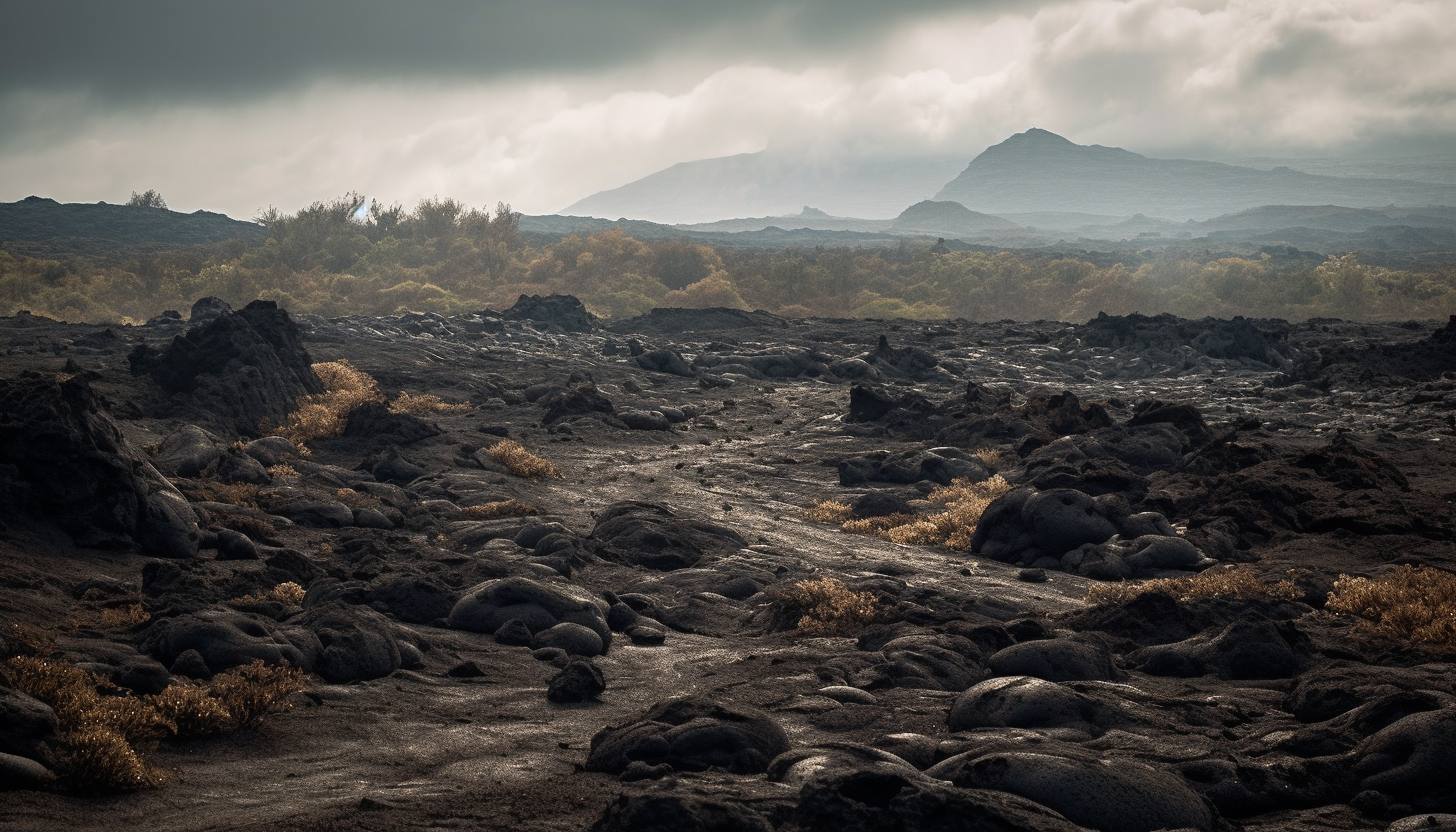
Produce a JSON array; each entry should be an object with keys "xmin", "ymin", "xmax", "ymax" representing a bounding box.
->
[
  {"xmin": 0, "ymin": 372, "xmax": 200, "ymax": 557},
  {"xmin": 128, "ymin": 299, "xmax": 323, "ymax": 435},
  {"xmin": 586, "ymin": 696, "xmax": 790, "ymax": 774},
  {"xmin": 501, "ymin": 293, "xmax": 596, "ymax": 333},
  {"xmin": 590, "ymin": 501, "xmax": 748, "ymax": 571}
]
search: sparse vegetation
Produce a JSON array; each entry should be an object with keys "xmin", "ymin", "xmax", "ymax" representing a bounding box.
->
[
  {"xmin": 3, "ymin": 653, "xmax": 306, "ymax": 793},
  {"xmin": 1325, "ymin": 565, "xmax": 1456, "ymax": 647},
  {"xmin": 61, "ymin": 725, "xmax": 163, "ymax": 793},
  {"xmin": 803, "ymin": 500, "xmax": 854, "ymax": 523},
  {"xmin": 768, "ymin": 577, "xmax": 880, "ymax": 637},
  {"xmin": 95, "ymin": 603, "xmax": 151, "ymax": 630},
  {"xmin": 274, "ymin": 359, "xmax": 383, "ymax": 446},
  {"xmin": 204, "ymin": 660, "xmax": 308, "ymax": 729},
  {"xmin": 809, "ymin": 475, "xmax": 1012, "ymax": 551},
  {"xmin": 488, "ymin": 440, "xmax": 562, "ymax": 479},
  {"xmin": 973, "ymin": 447, "xmax": 1015, "ymax": 471},
  {"xmin": 186, "ymin": 480, "xmax": 262, "ymax": 508},
  {"xmin": 461, "ymin": 499, "xmax": 540, "ymax": 519},
  {"xmin": 228, "ymin": 582, "xmax": 307, "ymax": 608},
  {"xmin": 1084, "ymin": 564, "xmax": 1302, "ymax": 605},
  {"xmin": 5, "ymin": 193, "xmax": 1456, "ymax": 324},
  {"xmin": 388, "ymin": 391, "xmax": 472, "ymax": 416}
]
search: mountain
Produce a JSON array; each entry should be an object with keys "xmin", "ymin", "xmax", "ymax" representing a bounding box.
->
[
  {"xmin": 0, "ymin": 196, "xmax": 267, "ymax": 261},
  {"xmin": 1191, "ymin": 204, "xmax": 1456, "ymax": 234},
  {"xmin": 890, "ymin": 200, "xmax": 1019, "ymax": 236},
  {"xmin": 561, "ymin": 151, "xmax": 966, "ymax": 224},
  {"xmin": 935, "ymin": 129, "xmax": 1456, "ymax": 220}
]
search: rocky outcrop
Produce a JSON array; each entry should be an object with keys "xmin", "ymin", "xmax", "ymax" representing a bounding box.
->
[
  {"xmin": 128, "ymin": 299, "xmax": 322, "ymax": 435},
  {"xmin": 0, "ymin": 372, "xmax": 199, "ymax": 557}
]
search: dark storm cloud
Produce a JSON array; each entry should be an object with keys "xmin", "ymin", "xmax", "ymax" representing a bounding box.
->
[{"xmin": 4, "ymin": 0, "xmax": 1026, "ymax": 99}]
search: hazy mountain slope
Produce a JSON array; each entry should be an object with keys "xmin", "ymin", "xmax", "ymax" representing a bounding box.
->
[
  {"xmin": 890, "ymin": 200, "xmax": 1019, "ymax": 235},
  {"xmin": 1192, "ymin": 204, "xmax": 1456, "ymax": 234},
  {"xmin": 561, "ymin": 151, "xmax": 966, "ymax": 224},
  {"xmin": 0, "ymin": 196, "xmax": 267, "ymax": 261},
  {"xmin": 936, "ymin": 129, "xmax": 1456, "ymax": 220}
]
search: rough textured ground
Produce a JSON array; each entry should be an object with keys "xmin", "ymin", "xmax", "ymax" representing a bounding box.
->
[{"xmin": 3, "ymin": 298, "xmax": 1456, "ymax": 832}]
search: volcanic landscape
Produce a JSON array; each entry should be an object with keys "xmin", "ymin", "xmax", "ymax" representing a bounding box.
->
[{"xmin": 4, "ymin": 294, "xmax": 1456, "ymax": 832}]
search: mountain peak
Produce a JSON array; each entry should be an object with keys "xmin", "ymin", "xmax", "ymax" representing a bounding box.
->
[{"xmin": 1002, "ymin": 128, "xmax": 1075, "ymax": 146}]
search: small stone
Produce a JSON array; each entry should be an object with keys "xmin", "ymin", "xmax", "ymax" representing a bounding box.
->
[{"xmin": 1017, "ymin": 568, "xmax": 1048, "ymax": 583}]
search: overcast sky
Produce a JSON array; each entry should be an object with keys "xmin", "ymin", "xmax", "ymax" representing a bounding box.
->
[{"xmin": 3, "ymin": 0, "xmax": 1453, "ymax": 218}]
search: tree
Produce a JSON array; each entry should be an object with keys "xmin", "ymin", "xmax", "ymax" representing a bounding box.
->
[{"xmin": 127, "ymin": 189, "xmax": 167, "ymax": 210}]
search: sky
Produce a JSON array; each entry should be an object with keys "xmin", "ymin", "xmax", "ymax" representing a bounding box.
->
[{"xmin": 2, "ymin": 0, "xmax": 1453, "ymax": 219}]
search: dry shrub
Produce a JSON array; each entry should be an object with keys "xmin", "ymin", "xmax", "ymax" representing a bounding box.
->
[
  {"xmin": 488, "ymin": 440, "xmax": 562, "ymax": 479},
  {"xmin": 841, "ymin": 514, "xmax": 917, "ymax": 537},
  {"xmin": 146, "ymin": 682, "xmax": 235, "ymax": 737},
  {"xmin": 388, "ymin": 391, "xmax": 471, "ymax": 415},
  {"xmin": 62, "ymin": 726, "xmax": 163, "ymax": 793},
  {"xmin": 209, "ymin": 660, "xmax": 307, "ymax": 729},
  {"xmin": 973, "ymin": 448, "xmax": 1016, "ymax": 471},
  {"xmin": 5, "ymin": 656, "xmax": 101, "ymax": 724},
  {"xmin": 334, "ymin": 488, "xmax": 383, "ymax": 509},
  {"xmin": 274, "ymin": 360, "xmax": 384, "ymax": 446},
  {"xmin": 5, "ymin": 653, "xmax": 306, "ymax": 793},
  {"xmin": 188, "ymin": 481, "xmax": 262, "ymax": 508},
  {"xmin": 96, "ymin": 603, "xmax": 151, "ymax": 630},
  {"xmin": 228, "ymin": 582, "xmax": 307, "ymax": 608},
  {"xmin": 1085, "ymin": 564, "xmax": 1302, "ymax": 606},
  {"xmin": 81, "ymin": 696, "xmax": 171, "ymax": 742},
  {"xmin": 803, "ymin": 500, "xmax": 854, "ymax": 523},
  {"xmin": 1326, "ymin": 565, "xmax": 1456, "ymax": 647},
  {"xmin": 461, "ymin": 500, "xmax": 539, "ymax": 520},
  {"xmin": 268, "ymin": 463, "xmax": 299, "ymax": 479},
  {"xmin": 7, "ymin": 622, "xmax": 54, "ymax": 656},
  {"xmin": 823, "ymin": 476, "xmax": 1012, "ymax": 551},
  {"xmin": 769, "ymin": 577, "xmax": 880, "ymax": 637}
]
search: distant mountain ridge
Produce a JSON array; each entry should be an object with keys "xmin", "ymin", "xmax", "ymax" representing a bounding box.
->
[
  {"xmin": 0, "ymin": 196, "xmax": 266, "ymax": 261},
  {"xmin": 936, "ymin": 129, "xmax": 1456, "ymax": 220},
  {"xmin": 561, "ymin": 128, "xmax": 1456, "ymax": 225},
  {"xmin": 561, "ymin": 151, "xmax": 966, "ymax": 224}
]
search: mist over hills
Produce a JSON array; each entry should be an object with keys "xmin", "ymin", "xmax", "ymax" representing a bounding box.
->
[
  {"xmin": 562, "ymin": 128, "xmax": 1456, "ymax": 229},
  {"xmin": 560, "ymin": 151, "xmax": 966, "ymax": 223},
  {"xmin": 937, "ymin": 129, "xmax": 1456, "ymax": 220}
]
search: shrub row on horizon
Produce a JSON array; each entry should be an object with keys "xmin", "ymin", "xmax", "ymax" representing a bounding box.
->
[{"xmin": 3, "ymin": 194, "xmax": 1454, "ymax": 325}]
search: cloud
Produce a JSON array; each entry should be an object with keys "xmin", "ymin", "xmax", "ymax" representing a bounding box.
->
[
  {"xmin": 1, "ymin": 0, "xmax": 1018, "ymax": 100},
  {"xmin": 1, "ymin": 0, "xmax": 1451, "ymax": 219}
]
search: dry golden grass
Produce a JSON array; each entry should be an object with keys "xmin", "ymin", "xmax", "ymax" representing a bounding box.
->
[
  {"xmin": 7, "ymin": 622, "xmax": 54, "ymax": 656},
  {"xmin": 803, "ymin": 500, "xmax": 854, "ymax": 523},
  {"xmin": 1084, "ymin": 564, "xmax": 1303, "ymax": 605},
  {"xmin": 267, "ymin": 463, "xmax": 299, "ymax": 479},
  {"xmin": 188, "ymin": 481, "xmax": 262, "ymax": 509},
  {"xmin": 488, "ymin": 440, "xmax": 563, "ymax": 479},
  {"xmin": 4, "ymin": 656, "xmax": 102, "ymax": 724},
  {"xmin": 4, "ymin": 654, "xmax": 306, "ymax": 793},
  {"xmin": 388, "ymin": 391, "xmax": 472, "ymax": 416},
  {"xmin": 461, "ymin": 500, "xmax": 540, "ymax": 519},
  {"xmin": 333, "ymin": 488, "xmax": 383, "ymax": 509},
  {"xmin": 1326, "ymin": 565, "xmax": 1456, "ymax": 647},
  {"xmin": 973, "ymin": 447, "xmax": 1016, "ymax": 471},
  {"xmin": 273, "ymin": 360, "xmax": 384, "ymax": 447},
  {"xmin": 96, "ymin": 603, "xmax": 151, "ymax": 630},
  {"xmin": 228, "ymin": 582, "xmax": 307, "ymax": 608},
  {"xmin": 146, "ymin": 682, "xmax": 233, "ymax": 737},
  {"xmin": 208, "ymin": 660, "xmax": 308, "ymax": 728},
  {"xmin": 768, "ymin": 577, "xmax": 880, "ymax": 637},
  {"xmin": 62, "ymin": 726, "xmax": 163, "ymax": 793},
  {"xmin": 809, "ymin": 475, "xmax": 1012, "ymax": 551}
]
